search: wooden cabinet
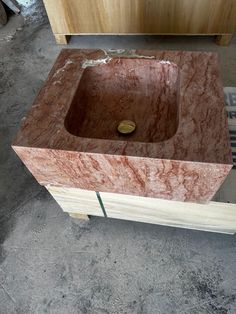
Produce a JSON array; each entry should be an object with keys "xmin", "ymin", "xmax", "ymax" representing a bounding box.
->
[{"xmin": 43, "ymin": 0, "xmax": 236, "ymax": 45}]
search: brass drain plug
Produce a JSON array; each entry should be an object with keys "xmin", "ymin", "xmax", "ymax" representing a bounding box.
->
[{"xmin": 117, "ymin": 120, "xmax": 136, "ymax": 135}]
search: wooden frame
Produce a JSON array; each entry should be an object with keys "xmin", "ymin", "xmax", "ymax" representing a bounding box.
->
[
  {"xmin": 46, "ymin": 170, "xmax": 236, "ymax": 234},
  {"xmin": 43, "ymin": 0, "xmax": 236, "ymax": 45}
]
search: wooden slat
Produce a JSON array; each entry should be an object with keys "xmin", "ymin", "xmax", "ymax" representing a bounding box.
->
[
  {"xmin": 46, "ymin": 186, "xmax": 104, "ymax": 217},
  {"xmin": 54, "ymin": 34, "xmax": 70, "ymax": 45},
  {"xmin": 43, "ymin": 0, "xmax": 236, "ymax": 35},
  {"xmin": 100, "ymin": 191, "xmax": 236, "ymax": 234},
  {"xmin": 68, "ymin": 212, "xmax": 89, "ymax": 220},
  {"xmin": 46, "ymin": 185, "xmax": 236, "ymax": 234}
]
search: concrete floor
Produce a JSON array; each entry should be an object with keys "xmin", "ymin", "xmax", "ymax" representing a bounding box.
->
[{"xmin": 0, "ymin": 15, "xmax": 236, "ymax": 314}]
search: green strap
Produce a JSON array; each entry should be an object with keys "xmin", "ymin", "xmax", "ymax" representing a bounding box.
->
[{"xmin": 96, "ymin": 192, "xmax": 107, "ymax": 218}]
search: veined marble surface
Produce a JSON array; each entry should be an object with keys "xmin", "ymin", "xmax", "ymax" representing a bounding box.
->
[{"xmin": 12, "ymin": 49, "xmax": 232, "ymax": 202}]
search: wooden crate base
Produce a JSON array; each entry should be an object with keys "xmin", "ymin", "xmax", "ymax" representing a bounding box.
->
[{"xmin": 46, "ymin": 183, "xmax": 236, "ymax": 234}]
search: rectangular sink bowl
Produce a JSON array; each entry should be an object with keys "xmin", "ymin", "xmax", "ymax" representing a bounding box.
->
[
  {"xmin": 12, "ymin": 49, "xmax": 233, "ymax": 203},
  {"xmin": 65, "ymin": 58, "xmax": 179, "ymax": 143}
]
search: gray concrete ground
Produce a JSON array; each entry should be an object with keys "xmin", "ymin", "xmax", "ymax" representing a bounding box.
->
[{"xmin": 0, "ymin": 11, "xmax": 236, "ymax": 314}]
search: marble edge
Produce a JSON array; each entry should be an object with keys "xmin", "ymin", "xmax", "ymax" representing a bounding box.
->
[{"xmin": 11, "ymin": 144, "xmax": 233, "ymax": 168}]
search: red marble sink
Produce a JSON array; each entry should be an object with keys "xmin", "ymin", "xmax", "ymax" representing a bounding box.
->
[
  {"xmin": 65, "ymin": 58, "xmax": 179, "ymax": 143},
  {"xmin": 12, "ymin": 49, "xmax": 233, "ymax": 203}
]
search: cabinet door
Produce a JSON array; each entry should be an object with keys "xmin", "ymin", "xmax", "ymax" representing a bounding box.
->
[{"xmin": 43, "ymin": 0, "xmax": 236, "ymax": 34}]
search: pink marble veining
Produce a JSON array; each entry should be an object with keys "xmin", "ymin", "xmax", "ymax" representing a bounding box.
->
[
  {"xmin": 65, "ymin": 58, "xmax": 179, "ymax": 143},
  {"xmin": 12, "ymin": 49, "xmax": 233, "ymax": 203}
]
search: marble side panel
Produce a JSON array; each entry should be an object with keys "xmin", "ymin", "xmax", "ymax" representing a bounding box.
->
[{"xmin": 13, "ymin": 147, "xmax": 231, "ymax": 203}]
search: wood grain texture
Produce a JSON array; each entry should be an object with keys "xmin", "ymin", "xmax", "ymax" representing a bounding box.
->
[
  {"xmin": 100, "ymin": 191, "xmax": 236, "ymax": 234},
  {"xmin": 54, "ymin": 34, "xmax": 70, "ymax": 45},
  {"xmin": 46, "ymin": 185, "xmax": 236, "ymax": 234},
  {"xmin": 43, "ymin": 0, "xmax": 236, "ymax": 35},
  {"xmin": 47, "ymin": 186, "xmax": 104, "ymax": 217}
]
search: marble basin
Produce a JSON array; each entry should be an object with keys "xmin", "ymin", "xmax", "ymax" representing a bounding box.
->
[
  {"xmin": 65, "ymin": 58, "xmax": 179, "ymax": 143},
  {"xmin": 12, "ymin": 49, "xmax": 233, "ymax": 203}
]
